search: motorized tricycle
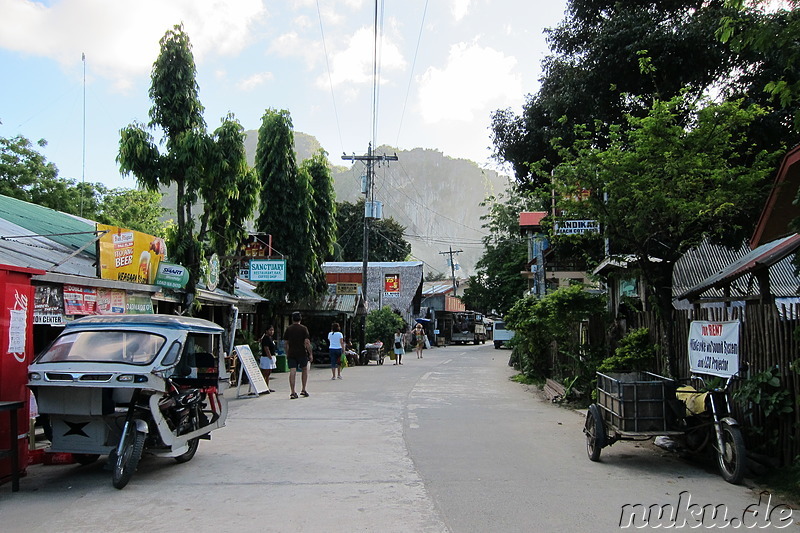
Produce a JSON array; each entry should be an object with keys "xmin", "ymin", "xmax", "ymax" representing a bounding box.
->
[
  {"xmin": 28, "ymin": 315, "xmax": 230, "ymax": 489},
  {"xmin": 584, "ymin": 370, "xmax": 746, "ymax": 484}
]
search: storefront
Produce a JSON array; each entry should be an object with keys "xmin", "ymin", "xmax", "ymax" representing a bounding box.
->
[{"xmin": 0, "ymin": 264, "xmax": 45, "ymax": 488}]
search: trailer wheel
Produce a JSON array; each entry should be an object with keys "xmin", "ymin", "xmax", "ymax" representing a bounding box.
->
[{"xmin": 585, "ymin": 404, "xmax": 605, "ymax": 462}]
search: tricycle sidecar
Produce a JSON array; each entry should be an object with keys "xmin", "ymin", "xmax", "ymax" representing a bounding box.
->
[{"xmin": 28, "ymin": 315, "xmax": 230, "ymax": 488}]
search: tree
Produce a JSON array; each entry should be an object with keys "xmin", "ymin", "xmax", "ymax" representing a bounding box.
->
[
  {"xmin": 0, "ymin": 135, "xmax": 58, "ymax": 199},
  {"xmin": 97, "ymin": 188, "xmax": 167, "ymax": 237},
  {"xmin": 424, "ymin": 271, "xmax": 447, "ymax": 282},
  {"xmin": 720, "ymin": 1, "xmax": 800, "ymax": 128},
  {"xmin": 200, "ymin": 113, "xmax": 259, "ymax": 294},
  {"xmin": 302, "ymin": 149, "xmax": 337, "ymax": 292},
  {"xmin": 118, "ymin": 23, "xmax": 208, "ymax": 305},
  {"xmin": 255, "ymin": 109, "xmax": 318, "ymax": 304},
  {"xmin": 334, "ymin": 199, "xmax": 411, "ymax": 261},
  {"xmin": 462, "ymin": 189, "xmax": 539, "ymax": 315},
  {"xmin": 365, "ymin": 306, "xmax": 405, "ymax": 348},
  {"xmin": 547, "ymin": 93, "xmax": 778, "ymax": 375},
  {"xmin": 491, "ymin": 1, "xmax": 794, "ymax": 190}
]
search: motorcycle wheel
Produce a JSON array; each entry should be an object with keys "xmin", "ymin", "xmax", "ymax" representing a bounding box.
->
[
  {"xmin": 174, "ymin": 409, "xmax": 200, "ymax": 464},
  {"xmin": 585, "ymin": 404, "xmax": 606, "ymax": 462},
  {"xmin": 112, "ymin": 427, "xmax": 146, "ymax": 489},
  {"xmin": 716, "ymin": 421, "xmax": 746, "ymax": 484}
]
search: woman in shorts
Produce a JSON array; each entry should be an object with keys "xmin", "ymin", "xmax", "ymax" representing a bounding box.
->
[
  {"xmin": 259, "ymin": 325, "xmax": 277, "ymax": 393},
  {"xmin": 328, "ymin": 322, "xmax": 345, "ymax": 379}
]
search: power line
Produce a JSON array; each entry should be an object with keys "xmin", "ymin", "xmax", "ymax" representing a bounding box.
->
[
  {"xmin": 316, "ymin": 0, "xmax": 344, "ymax": 155},
  {"xmin": 396, "ymin": 0, "xmax": 428, "ymax": 149}
]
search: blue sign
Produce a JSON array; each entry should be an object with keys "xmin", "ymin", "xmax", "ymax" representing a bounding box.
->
[{"xmin": 250, "ymin": 259, "xmax": 286, "ymax": 282}]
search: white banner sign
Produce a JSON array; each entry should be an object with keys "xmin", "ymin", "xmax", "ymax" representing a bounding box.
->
[{"xmin": 688, "ymin": 320, "xmax": 740, "ymax": 378}]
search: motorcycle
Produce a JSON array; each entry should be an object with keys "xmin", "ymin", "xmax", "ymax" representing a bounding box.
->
[{"xmin": 28, "ymin": 315, "xmax": 230, "ymax": 489}]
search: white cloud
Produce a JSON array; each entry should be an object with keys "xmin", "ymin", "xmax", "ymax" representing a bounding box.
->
[
  {"xmin": 417, "ymin": 41, "xmax": 522, "ymax": 123},
  {"xmin": 269, "ymin": 31, "xmax": 322, "ymax": 70},
  {"xmin": 237, "ymin": 71, "xmax": 274, "ymax": 91},
  {"xmin": 321, "ymin": 26, "xmax": 406, "ymax": 89},
  {"xmin": 0, "ymin": 0, "xmax": 266, "ymax": 91},
  {"xmin": 451, "ymin": 0, "xmax": 471, "ymax": 21}
]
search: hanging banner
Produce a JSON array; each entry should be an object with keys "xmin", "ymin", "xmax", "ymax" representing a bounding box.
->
[
  {"xmin": 384, "ymin": 274, "xmax": 400, "ymax": 298},
  {"xmin": 33, "ymin": 284, "xmax": 64, "ymax": 325},
  {"xmin": 97, "ymin": 224, "xmax": 167, "ymax": 285},
  {"xmin": 63, "ymin": 285, "xmax": 97, "ymax": 315},
  {"xmin": 688, "ymin": 320, "xmax": 740, "ymax": 378}
]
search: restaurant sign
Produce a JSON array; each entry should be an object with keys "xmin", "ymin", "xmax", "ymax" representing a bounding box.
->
[{"xmin": 249, "ymin": 259, "xmax": 286, "ymax": 282}]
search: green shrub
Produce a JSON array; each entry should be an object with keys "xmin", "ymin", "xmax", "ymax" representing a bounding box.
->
[
  {"xmin": 365, "ymin": 306, "xmax": 405, "ymax": 348},
  {"xmin": 598, "ymin": 328, "xmax": 655, "ymax": 373}
]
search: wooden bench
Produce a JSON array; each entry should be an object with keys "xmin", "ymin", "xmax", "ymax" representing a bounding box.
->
[{"xmin": 543, "ymin": 379, "xmax": 566, "ymax": 403}]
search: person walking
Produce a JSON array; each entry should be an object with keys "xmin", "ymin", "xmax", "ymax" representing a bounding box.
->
[
  {"xmin": 328, "ymin": 322, "xmax": 345, "ymax": 380},
  {"xmin": 284, "ymin": 312, "xmax": 313, "ymax": 399},
  {"xmin": 414, "ymin": 323, "xmax": 426, "ymax": 359},
  {"xmin": 259, "ymin": 325, "xmax": 277, "ymax": 393},
  {"xmin": 393, "ymin": 328, "xmax": 404, "ymax": 365}
]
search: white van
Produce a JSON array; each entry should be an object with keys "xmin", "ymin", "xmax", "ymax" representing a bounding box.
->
[{"xmin": 492, "ymin": 319, "xmax": 514, "ymax": 349}]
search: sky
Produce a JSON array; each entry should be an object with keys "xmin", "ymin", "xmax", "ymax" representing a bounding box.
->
[{"xmin": 0, "ymin": 0, "xmax": 569, "ymax": 190}]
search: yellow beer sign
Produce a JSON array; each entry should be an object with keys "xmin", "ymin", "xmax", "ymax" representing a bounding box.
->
[{"xmin": 97, "ymin": 224, "xmax": 167, "ymax": 285}]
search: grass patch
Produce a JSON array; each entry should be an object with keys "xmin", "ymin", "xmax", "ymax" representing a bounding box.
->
[{"xmin": 511, "ymin": 373, "xmax": 543, "ymax": 386}]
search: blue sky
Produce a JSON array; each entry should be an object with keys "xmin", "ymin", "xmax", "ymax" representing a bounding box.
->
[{"xmin": 0, "ymin": 0, "xmax": 568, "ymax": 190}]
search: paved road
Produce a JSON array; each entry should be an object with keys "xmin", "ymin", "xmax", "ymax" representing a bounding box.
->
[{"xmin": 1, "ymin": 343, "xmax": 796, "ymax": 532}]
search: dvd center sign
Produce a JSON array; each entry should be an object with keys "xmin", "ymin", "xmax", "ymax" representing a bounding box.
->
[{"xmin": 249, "ymin": 259, "xmax": 286, "ymax": 282}]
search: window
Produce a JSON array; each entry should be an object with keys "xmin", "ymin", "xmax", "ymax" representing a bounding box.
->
[{"xmin": 37, "ymin": 330, "xmax": 165, "ymax": 365}]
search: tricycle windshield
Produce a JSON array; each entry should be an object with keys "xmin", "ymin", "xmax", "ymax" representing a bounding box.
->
[{"xmin": 37, "ymin": 330, "xmax": 166, "ymax": 365}]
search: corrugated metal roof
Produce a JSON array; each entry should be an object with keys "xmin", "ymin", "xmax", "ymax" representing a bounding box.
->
[
  {"xmin": 422, "ymin": 282, "xmax": 453, "ymax": 296},
  {"xmin": 675, "ymin": 235, "xmax": 800, "ymax": 300},
  {"xmin": 323, "ymin": 261, "xmax": 424, "ymax": 269},
  {"xmin": 0, "ymin": 195, "xmax": 98, "ymax": 253},
  {"xmin": 0, "ymin": 216, "xmax": 97, "ymax": 276},
  {"xmin": 234, "ymin": 279, "xmax": 267, "ymax": 303}
]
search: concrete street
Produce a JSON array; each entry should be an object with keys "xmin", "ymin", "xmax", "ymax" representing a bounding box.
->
[{"xmin": 1, "ymin": 343, "xmax": 796, "ymax": 532}]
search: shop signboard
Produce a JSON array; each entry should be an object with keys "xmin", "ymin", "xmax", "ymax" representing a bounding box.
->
[
  {"xmin": 154, "ymin": 262, "xmax": 190, "ymax": 289},
  {"xmin": 33, "ymin": 284, "xmax": 64, "ymax": 325},
  {"xmin": 384, "ymin": 274, "xmax": 400, "ymax": 298},
  {"xmin": 249, "ymin": 259, "xmax": 286, "ymax": 282},
  {"xmin": 336, "ymin": 282, "xmax": 359, "ymax": 295},
  {"xmin": 126, "ymin": 292, "xmax": 154, "ymax": 314},
  {"xmin": 97, "ymin": 223, "xmax": 167, "ymax": 285},
  {"xmin": 554, "ymin": 220, "xmax": 599, "ymax": 235},
  {"xmin": 96, "ymin": 288, "xmax": 127, "ymax": 315},
  {"xmin": 63, "ymin": 285, "xmax": 97, "ymax": 315}
]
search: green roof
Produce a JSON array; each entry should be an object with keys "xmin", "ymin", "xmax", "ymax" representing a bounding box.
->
[{"xmin": 0, "ymin": 194, "xmax": 98, "ymax": 255}]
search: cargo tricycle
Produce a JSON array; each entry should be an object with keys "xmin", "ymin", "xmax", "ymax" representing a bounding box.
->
[
  {"xmin": 583, "ymin": 370, "xmax": 746, "ymax": 484},
  {"xmin": 28, "ymin": 315, "xmax": 230, "ymax": 489}
]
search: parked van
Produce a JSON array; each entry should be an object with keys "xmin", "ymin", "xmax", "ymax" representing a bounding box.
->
[{"xmin": 492, "ymin": 319, "xmax": 514, "ymax": 349}]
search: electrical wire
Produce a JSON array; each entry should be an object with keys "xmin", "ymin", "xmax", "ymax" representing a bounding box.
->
[
  {"xmin": 395, "ymin": 0, "xmax": 428, "ymax": 149},
  {"xmin": 316, "ymin": 0, "xmax": 345, "ymax": 155}
]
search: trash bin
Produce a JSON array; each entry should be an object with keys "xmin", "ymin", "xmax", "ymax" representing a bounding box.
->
[{"xmin": 274, "ymin": 354, "xmax": 288, "ymax": 373}]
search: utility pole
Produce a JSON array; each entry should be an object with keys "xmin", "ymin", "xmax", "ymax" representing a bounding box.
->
[
  {"xmin": 439, "ymin": 246, "xmax": 463, "ymax": 296},
  {"xmin": 342, "ymin": 144, "xmax": 398, "ymax": 348}
]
